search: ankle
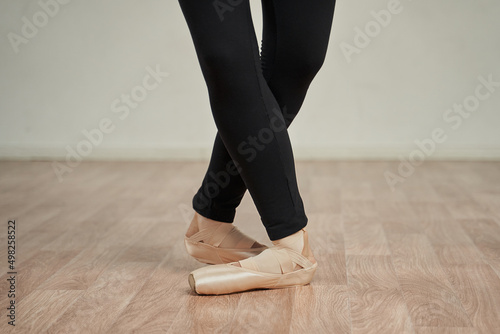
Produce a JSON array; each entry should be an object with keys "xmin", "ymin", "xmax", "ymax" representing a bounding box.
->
[
  {"xmin": 302, "ymin": 229, "xmax": 316, "ymax": 264},
  {"xmin": 272, "ymin": 228, "xmax": 316, "ymax": 265},
  {"xmin": 185, "ymin": 215, "xmax": 199, "ymax": 238},
  {"xmin": 185, "ymin": 212, "xmax": 230, "ymax": 238},
  {"xmin": 197, "ymin": 213, "xmax": 228, "ymax": 231},
  {"xmin": 272, "ymin": 229, "xmax": 305, "ymax": 253}
]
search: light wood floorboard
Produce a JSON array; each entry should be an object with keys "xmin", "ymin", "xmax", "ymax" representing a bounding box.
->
[{"xmin": 0, "ymin": 161, "xmax": 499, "ymax": 333}]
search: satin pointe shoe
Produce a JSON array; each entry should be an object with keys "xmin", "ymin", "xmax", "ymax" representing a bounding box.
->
[
  {"xmin": 188, "ymin": 228, "xmax": 317, "ymax": 295},
  {"xmin": 184, "ymin": 222, "xmax": 268, "ymax": 265}
]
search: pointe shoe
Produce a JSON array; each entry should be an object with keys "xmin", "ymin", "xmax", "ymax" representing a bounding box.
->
[
  {"xmin": 188, "ymin": 228, "xmax": 317, "ymax": 295},
  {"xmin": 184, "ymin": 221, "xmax": 268, "ymax": 265}
]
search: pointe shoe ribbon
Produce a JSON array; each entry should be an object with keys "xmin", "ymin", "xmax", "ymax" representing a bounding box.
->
[
  {"xmin": 237, "ymin": 245, "xmax": 313, "ymax": 273},
  {"xmin": 184, "ymin": 223, "xmax": 267, "ymax": 265}
]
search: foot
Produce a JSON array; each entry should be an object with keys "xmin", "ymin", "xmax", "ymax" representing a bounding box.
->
[
  {"xmin": 188, "ymin": 228, "xmax": 318, "ymax": 295},
  {"xmin": 184, "ymin": 212, "xmax": 267, "ymax": 264},
  {"xmin": 232, "ymin": 228, "xmax": 316, "ymax": 268}
]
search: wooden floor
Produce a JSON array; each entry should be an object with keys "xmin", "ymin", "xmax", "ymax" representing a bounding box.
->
[{"xmin": 1, "ymin": 161, "xmax": 500, "ymax": 333}]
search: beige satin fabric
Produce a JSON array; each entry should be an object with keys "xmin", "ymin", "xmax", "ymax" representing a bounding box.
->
[
  {"xmin": 184, "ymin": 223, "xmax": 267, "ymax": 264},
  {"xmin": 190, "ymin": 254, "xmax": 317, "ymax": 295},
  {"xmin": 189, "ymin": 229, "xmax": 318, "ymax": 295}
]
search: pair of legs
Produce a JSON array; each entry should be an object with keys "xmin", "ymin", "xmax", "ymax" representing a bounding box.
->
[{"xmin": 179, "ymin": 0, "xmax": 336, "ymax": 241}]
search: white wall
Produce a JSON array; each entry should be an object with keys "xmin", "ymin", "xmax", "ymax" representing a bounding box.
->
[{"xmin": 1, "ymin": 0, "xmax": 499, "ymax": 161}]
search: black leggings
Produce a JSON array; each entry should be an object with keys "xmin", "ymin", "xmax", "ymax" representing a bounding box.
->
[{"xmin": 178, "ymin": 0, "xmax": 336, "ymax": 240}]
